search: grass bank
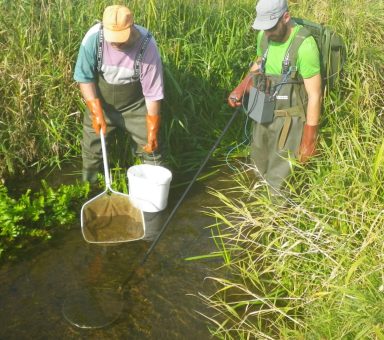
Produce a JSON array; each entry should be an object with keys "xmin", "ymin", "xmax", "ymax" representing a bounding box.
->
[
  {"xmin": 0, "ymin": 0, "xmax": 255, "ymax": 259},
  {"xmin": 1, "ymin": 0, "xmax": 383, "ymax": 337},
  {"xmin": 0, "ymin": 0, "xmax": 255, "ymax": 178},
  {"xmin": 199, "ymin": 0, "xmax": 384, "ymax": 338}
]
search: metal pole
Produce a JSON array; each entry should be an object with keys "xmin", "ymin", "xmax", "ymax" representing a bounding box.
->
[
  {"xmin": 142, "ymin": 107, "xmax": 241, "ymax": 264},
  {"xmin": 116, "ymin": 108, "xmax": 241, "ymax": 293}
]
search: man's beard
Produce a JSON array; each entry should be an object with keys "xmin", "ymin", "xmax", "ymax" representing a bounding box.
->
[{"xmin": 269, "ymin": 24, "xmax": 289, "ymax": 42}]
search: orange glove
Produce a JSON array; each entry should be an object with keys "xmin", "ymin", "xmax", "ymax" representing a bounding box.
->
[
  {"xmin": 143, "ymin": 114, "xmax": 160, "ymax": 153},
  {"xmin": 86, "ymin": 98, "xmax": 106, "ymax": 135},
  {"xmin": 298, "ymin": 124, "xmax": 319, "ymax": 163},
  {"xmin": 227, "ymin": 73, "xmax": 254, "ymax": 108}
]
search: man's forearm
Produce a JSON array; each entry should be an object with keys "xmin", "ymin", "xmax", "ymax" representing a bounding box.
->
[
  {"xmin": 303, "ymin": 74, "xmax": 322, "ymax": 126},
  {"xmin": 306, "ymin": 93, "xmax": 322, "ymax": 126},
  {"xmin": 145, "ymin": 100, "xmax": 161, "ymax": 116},
  {"xmin": 79, "ymin": 82, "xmax": 98, "ymax": 101}
]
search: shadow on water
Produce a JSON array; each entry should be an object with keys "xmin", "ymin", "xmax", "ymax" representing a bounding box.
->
[{"xmin": 0, "ymin": 163, "xmax": 234, "ymax": 339}]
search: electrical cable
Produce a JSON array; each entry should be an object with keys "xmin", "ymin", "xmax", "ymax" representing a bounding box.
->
[{"xmin": 224, "ymin": 74, "xmax": 255, "ymax": 171}]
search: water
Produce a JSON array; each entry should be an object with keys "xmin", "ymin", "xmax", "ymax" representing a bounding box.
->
[{"xmin": 0, "ymin": 166, "xmax": 230, "ymax": 339}]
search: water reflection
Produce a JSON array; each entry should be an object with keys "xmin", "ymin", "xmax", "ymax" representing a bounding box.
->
[{"xmin": 0, "ymin": 172, "xmax": 226, "ymax": 339}]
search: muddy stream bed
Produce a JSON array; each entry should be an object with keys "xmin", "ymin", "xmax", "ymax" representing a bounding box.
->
[{"xmin": 0, "ymin": 165, "xmax": 234, "ymax": 339}]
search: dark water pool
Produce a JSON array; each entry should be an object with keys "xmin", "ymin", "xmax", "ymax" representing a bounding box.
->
[{"xmin": 0, "ymin": 168, "xmax": 231, "ymax": 339}]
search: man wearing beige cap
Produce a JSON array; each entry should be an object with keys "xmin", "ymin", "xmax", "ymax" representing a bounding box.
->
[
  {"xmin": 74, "ymin": 5, "xmax": 164, "ymax": 183},
  {"xmin": 228, "ymin": 0, "xmax": 322, "ymax": 194}
]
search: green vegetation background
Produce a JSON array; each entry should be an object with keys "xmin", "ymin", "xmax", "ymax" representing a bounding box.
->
[
  {"xmin": 0, "ymin": 0, "xmax": 256, "ymax": 259},
  {"xmin": 0, "ymin": 0, "xmax": 383, "ymax": 338},
  {"xmin": 0, "ymin": 0, "xmax": 255, "ymax": 177}
]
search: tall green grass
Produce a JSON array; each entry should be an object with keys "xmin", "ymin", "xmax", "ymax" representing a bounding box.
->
[
  {"xmin": 198, "ymin": 0, "xmax": 384, "ymax": 338},
  {"xmin": 0, "ymin": 0, "xmax": 255, "ymax": 179},
  {"xmin": 2, "ymin": 0, "xmax": 383, "ymax": 337}
]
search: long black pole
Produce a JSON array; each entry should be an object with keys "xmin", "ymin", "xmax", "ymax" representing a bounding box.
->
[
  {"xmin": 141, "ymin": 107, "xmax": 241, "ymax": 264},
  {"xmin": 117, "ymin": 108, "xmax": 240, "ymax": 293}
]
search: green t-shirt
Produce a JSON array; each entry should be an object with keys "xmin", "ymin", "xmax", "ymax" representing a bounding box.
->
[{"xmin": 256, "ymin": 25, "xmax": 320, "ymax": 79}]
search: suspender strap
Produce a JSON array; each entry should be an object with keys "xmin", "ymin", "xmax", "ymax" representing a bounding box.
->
[
  {"xmin": 97, "ymin": 25, "xmax": 152, "ymax": 80},
  {"xmin": 260, "ymin": 32, "xmax": 268, "ymax": 55},
  {"xmin": 97, "ymin": 23, "xmax": 104, "ymax": 73},
  {"xmin": 274, "ymin": 111, "xmax": 292, "ymax": 149},
  {"xmin": 133, "ymin": 32, "xmax": 152, "ymax": 79}
]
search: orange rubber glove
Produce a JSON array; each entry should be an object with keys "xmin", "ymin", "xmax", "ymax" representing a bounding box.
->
[
  {"xmin": 298, "ymin": 124, "xmax": 319, "ymax": 163},
  {"xmin": 227, "ymin": 73, "xmax": 254, "ymax": 108},
  {"xmin": 86, "ymin": 98, "xmax": 106, "ymax": 135},
  {"xmin": 143, "ymin": 114, "xmax": 160, "ymax": 153}
]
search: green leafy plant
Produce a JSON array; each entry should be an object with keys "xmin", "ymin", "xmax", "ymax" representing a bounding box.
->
[{"xmin": 0, "ymin": 181, "xmax": 89, "ymax": 260}]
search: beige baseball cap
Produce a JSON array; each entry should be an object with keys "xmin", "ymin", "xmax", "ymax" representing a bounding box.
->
[{"xmin": 103, "ymin": 5, "xmax": 134, "ymax": 43}]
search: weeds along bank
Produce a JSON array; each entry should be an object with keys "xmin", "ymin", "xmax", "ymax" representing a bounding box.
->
[
  {"xmin": 0, "ymin": 181, "xmax": 89, "ymax": 261},
  {"xmin": 0, "ymin": 0, "xmax": 255, "ymax": 179},
  {"xmin": 199, "ymin": 0, "xmax": 384, "ymax": 338},
  {"xmin": 0, "ymin": 0, "xmax": 383, "ymax": 337},
  {"xmin": 0, "ymin": 0, "xmax": 255, "ymax": 259}
]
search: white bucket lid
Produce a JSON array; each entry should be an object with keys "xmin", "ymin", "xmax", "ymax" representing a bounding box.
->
[{"xmin": 127, "ymin": 164, "xmax": 172, "ymax": 185}]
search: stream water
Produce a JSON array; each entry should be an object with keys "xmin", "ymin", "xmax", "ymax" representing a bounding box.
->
[{"xmin": 0, "ymin": 165, "xmax": 232, "ymax": 339}]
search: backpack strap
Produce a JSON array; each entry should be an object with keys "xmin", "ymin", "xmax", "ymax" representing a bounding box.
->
[
  {"xmin": 282, "ymin": 26, "xmax": 311, "ymax": 79},
  {"xmin": 260, "ymin": 32, "xmax": 269, "ymax": 74},
  {"xmin": 260, "ymin": 32, "xmax": 269, "ymax": 53}
]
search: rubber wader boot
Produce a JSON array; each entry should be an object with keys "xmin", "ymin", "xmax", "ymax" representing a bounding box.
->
[
  {"xmin": 82, "ymin": 168, "xmax": 99, "ymax": 184},
  {"xmin": 141, "ymin": 151, "xmax": 162, "ymax": 165}
]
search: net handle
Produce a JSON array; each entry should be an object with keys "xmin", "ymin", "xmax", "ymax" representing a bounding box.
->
[{"xmin": 100, "ymin": 131, "xmax": 111, "ymax": 189}]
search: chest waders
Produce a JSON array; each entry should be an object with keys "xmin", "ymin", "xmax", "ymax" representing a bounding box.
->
[
  {"xmin": 82, "ymin": 29, "xmax": 160, "ymax": 182},
  {"xmin": 249, "ymin": 27, "xmax": 310, "ymax": 191}
]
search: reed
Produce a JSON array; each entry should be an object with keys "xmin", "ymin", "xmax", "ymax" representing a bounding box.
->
[
  {"xmin": 197, "ymin": 0, "xmax": 384, "ymax": 337},
  {"xmin": 0, "ymin": 0, "xmax": 255, "ymax": 179},
  {"xmin": 1, "ymin": 0, "xmax": 383, "ymax": 336}
]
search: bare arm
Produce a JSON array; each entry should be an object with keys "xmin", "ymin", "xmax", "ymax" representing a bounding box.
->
[
  {"xmin": 298, "ymin": 73, "xmax": 322, "ymax": 162},
  {"xmin": 303, "ymin": 74, "xmax": 322, "ymax": 126},
  {"xmin": 227, "ymin": 57, "xmax": 262, "ymax": 107},
  {"xmin": 145, "ymin": 100, "xmax": 161, "ymax": 116},
  {"xmin": 79, "ymin": 82, "xmax": 98, "ymax": 101}
]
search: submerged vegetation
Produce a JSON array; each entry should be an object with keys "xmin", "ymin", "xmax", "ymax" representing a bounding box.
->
[{"xmin": 0, "ymin": 0, "xmax": 383, "ymax": 337}]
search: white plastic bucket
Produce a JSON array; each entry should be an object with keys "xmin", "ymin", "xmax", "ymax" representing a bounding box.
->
[{"xmin": 127, "ymin": 164, "xmax": 172, "ymax": 212}]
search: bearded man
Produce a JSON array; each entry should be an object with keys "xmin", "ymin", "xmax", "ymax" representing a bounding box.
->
[{"xmin": 228, "ymin": 0, "xmax": 322, "ymax": 193}]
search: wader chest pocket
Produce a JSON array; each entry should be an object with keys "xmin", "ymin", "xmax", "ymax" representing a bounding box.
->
[{"xmin": 247, "ymin": 86, "xmax": 275, "ymax": 124}]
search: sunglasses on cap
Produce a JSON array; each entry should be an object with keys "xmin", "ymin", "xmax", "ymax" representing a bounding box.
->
[{"xmin": 265, "ymin": 15, "xmax": 284, "ymax": 32}]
